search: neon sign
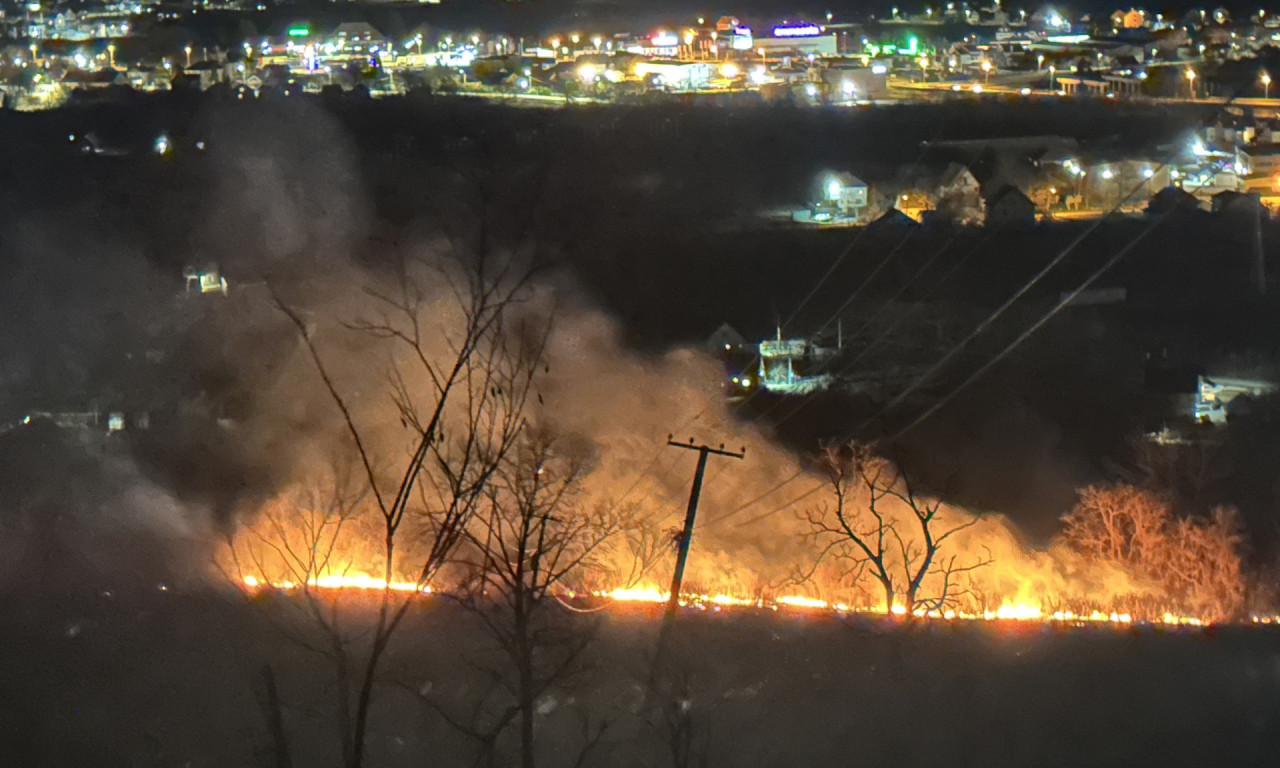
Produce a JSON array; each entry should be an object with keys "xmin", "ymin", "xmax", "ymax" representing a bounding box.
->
[{"xmin": 772, "ymin": 24, "xmax": 822, "ymax": 37}]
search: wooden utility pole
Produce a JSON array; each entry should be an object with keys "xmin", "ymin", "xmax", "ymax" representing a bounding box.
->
[{"xmin": 663, "ymin": 436, "xmax": 745, "ymax": 618}]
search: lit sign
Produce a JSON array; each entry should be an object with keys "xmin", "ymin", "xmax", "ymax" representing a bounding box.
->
[
  {"xmin": 773, "ymin": 24, "xmax": 822, "ymax": 37},
  {"xmin": 287, "ymin": 25, "xmax": 310, "ymax": 37},
  {"xmin": 651, "ymin": 32, "xmax": 679, "ymax": 47},
  {"xmin": 1045, "ymin": 34, "xmax": 1089, "ymax": 44}
]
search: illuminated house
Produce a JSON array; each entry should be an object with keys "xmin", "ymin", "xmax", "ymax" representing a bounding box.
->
[
  {"xmin": 184, "ymin": 264, "xmax": 228, "ymax": 296},
  {"xmin": 1194, "ymin": 376, "xmax": 1277, "ymax": 424},
  {"xmin": 824, "ymin": 172, "xmax": 868, "ymax": 215},
  {"xmin": 794, "ymin": 172, "xmax": 869, "ymax": 223},
  {"xmin": 757, "ymin": 333, "xmax": 834, "ymax": 395}
]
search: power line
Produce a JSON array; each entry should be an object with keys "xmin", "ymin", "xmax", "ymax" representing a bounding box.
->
[
  {"xmin": 859, "ymin": 81, "xmax": 1253, "ymax": 441},
  {"xmin": 885, "ymin": 206, "xmax": 1173, "ymax": 442}
]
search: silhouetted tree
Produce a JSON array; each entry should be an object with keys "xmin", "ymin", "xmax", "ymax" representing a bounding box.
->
[{"xmin": 804, "ymin": 443, "xmax": 990, "ymax": 615}]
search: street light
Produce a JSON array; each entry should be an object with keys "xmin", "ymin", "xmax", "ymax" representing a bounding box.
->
[
  {"xmin": 1185, "ymin": 67, "xmax": 1197, "ymax": 99},
  {"xmin": 1263, "ymin": 71, "xmax": 1272, "ymax": 99},
  {"xmin": 1037, "ymin": 53, "xmax": 1044, "ymax": 70},
  {"xmin": 184, "ymin": 44, "xmax": 192, "ymax": 67},
  {"xmin": 107, "ymin": 42, "xmax": 116, "ymax": 69},
  {"xmin": 981, "ymin": 58, "xmax": 992, "ymax": 84},
  {"xmin": 1049, "ymin": 64, "xmax": 1056, "ymax": 91}
]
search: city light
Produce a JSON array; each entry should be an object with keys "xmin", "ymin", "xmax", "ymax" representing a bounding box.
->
[
  {"xmin": 720, "ymin": 62, "xmax": 739, "ymax": 79},
  {"xmin": 577, "ymin": 63, "xmax": 598, "ymax": 83}
]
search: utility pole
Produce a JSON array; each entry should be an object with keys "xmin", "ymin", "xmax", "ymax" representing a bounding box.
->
[
  {"xmin": 649, "ymin": 436, "xmax": 745, "ymax": 688},
  {"xmin": 662, "ymin": 436, "xmax": 745, "ymax": 618}
]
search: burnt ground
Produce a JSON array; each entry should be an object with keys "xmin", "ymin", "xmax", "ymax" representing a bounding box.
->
[{"xmin": 2, "ymin": 584, "xmax": 1278, "ymax": 767}]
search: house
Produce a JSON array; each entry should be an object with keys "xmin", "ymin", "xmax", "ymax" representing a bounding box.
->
[
  {"xmin": 706, "ymin": 323, "xmax": 748, "ymax": 354},
  {"xmin": 984, "ymin": 185, "xmax": 1036, "ymax": 228},
  {"xmin": 1211, "ymin": 190, "xmax": 1267, "ymax": 217},
  {"xmin": 867, "ymin": 207, "xmax": 919, "ymax": 232},
  {"xmin": 1195, "ymin": 375, "xmax": 1278, "ymax": 424},
  {"xmin": 793, "ymin": 171, "xmax": 870, "ymax": 223},
  {"xmin": 184, "ymin": 264, "xmax": 228, "ymax": 296},
  {"xmin": 756, "ymin": 337, "xmax": 833, "ymax": 395},
  {"xmin": 823, "ymin": 172, "xmax": 869, "ymax": 216},
  {"xmin": 935, "ymin": 163, "xmax": 984, "ymax": 225},
  {"xmin": 1146, "ymin": 186, "xmax": 1203, "ymax": 216}
]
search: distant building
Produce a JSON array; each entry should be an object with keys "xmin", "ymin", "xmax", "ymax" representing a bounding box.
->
[
  {"xmin": 634, "ymin": 60, "xmax": 711, "ymax": 90},
  {"xmin": 1195, "ymin": 375, "xmax": 1277, "ymax": 424},
  {"xmin": 823, "ymin": 172, "xmax": 868, "ymax": 215},
  {"xmin": 757, "ymin": 336, "xmax": 833, "ymax": 395},
  {"xmin": 1242, "ymin": 144, "xmax": 1280, "ymax": 177},
  {"xmin": 1211, "ymin": 190, "xmax": 1267, "ymax": 217},
  {"xmin": 983, "ymin": 185, "xmax": 1036, "ymax": 228},
  {"xmin": 813, "ymin": 64, "xmax": 889, "ymax": 101},
  {"xmin": 935, "ymin": 163, "xmax": 984, "ymax": 225},
  {"xmin": 753, "ymin": 32, "xmax": 838, "ymax": 58},
  {"xmin": 707, "ymin": 323, "xmax": 748, "ymax": 354},
  {"xmin": 867, "ymin": 207, "xmax": 920, "ymax": 231},
  {"xmin": 793, "ymin": 171, "xmax": 870, "ymax": 224},
  {"xmin": 329, "ymin": 22, "xmax": 388, "ymax": 55},
  {"xmin": 184, "ymin": 264, "xmax": 228, "ymax": 295},
  {"xmin": 1146, "ymin": 186, "xmax": 1203, "ymax": 216}
]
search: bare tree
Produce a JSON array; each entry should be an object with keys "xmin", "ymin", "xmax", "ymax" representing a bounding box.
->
[
  {"xmin": 228, "ymin": 248, "xmax": 544, "ymax": 768},
  {"xmin": 1061, "ymin": 484, "xmax": 1245, "ymax": 620},
  {"xmin": 442, "ymin": 427, "xmax": 622, "ymax": 768},
  {"xmin": 803, "ymin": 443, "xmax": 989, "ymax": 615}
]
